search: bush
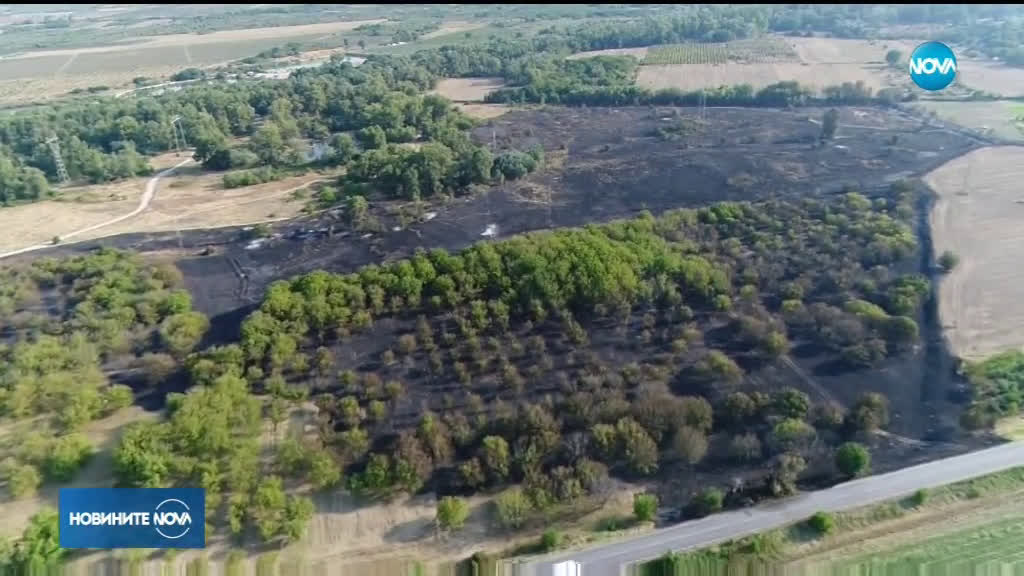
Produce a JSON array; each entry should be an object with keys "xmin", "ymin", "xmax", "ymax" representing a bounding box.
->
[
  {"xmin": 6, "ymin": 463, "xmax": 41, "ymax": 499},
  {"xmin": 692, "ymin": 487, "xmax": 723, "ymax": 517},
  {"xmin": 540, "ymin": 529, "xmax": 561, "ymax": 551},
  {"xmin": 937, "ymin": 250, "xmax": 959, "ymax": 272},
  {"xmin": 436, "ymin": 496, "xmax": 470, "ymax": 532},
  {"xmin": 835, "ymin": 442, "xmax": 871, "ymax": 478},
  {"xmin": 44, "ymin": 434, "xmax": 94, "ymax": 482},
  {"xmin": 633, "ymin": 492, "xmax": 658, "ymax": 522},
  {"xmin": 806, "ymin": 511, "xmax": 835, "ymax": 536},
  {"xmin": 223, "ymin": 166, "xmax": 283, "ymax": 189},
  {"xmin": 909, "ymin": 488, "xmax": 928, "ymax": 507},
  {"xmin": 494, "ymin": 488, "xmax": 532, "ymax": 530}
]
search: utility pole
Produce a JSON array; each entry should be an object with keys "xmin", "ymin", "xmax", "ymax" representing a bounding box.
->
[
  {"xmin": 45, "ymin": 136, "xmax": 69, "ymax": 185},
  {"xmin": 699, "ymin": 89, "xmax": 707, "ymax": 122}
]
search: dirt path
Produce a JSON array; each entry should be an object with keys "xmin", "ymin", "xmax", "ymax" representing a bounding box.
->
[{"xmin": 0, "ymin": 157, "xmax": 192, "ymax": 260}]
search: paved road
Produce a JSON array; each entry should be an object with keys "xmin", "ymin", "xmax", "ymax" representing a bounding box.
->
[
  {"xmin": 513, "ymin": 441, "xmax": 1024, "ymax": 576},
  {"xmin": 0, "ymin": 158, "xmax": 193, "ymax": 260}
]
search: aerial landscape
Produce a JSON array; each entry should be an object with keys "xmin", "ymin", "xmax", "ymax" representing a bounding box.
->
[{"xmin": 2, "ymin": 4, "xmax": 1024, "ymax": 576}]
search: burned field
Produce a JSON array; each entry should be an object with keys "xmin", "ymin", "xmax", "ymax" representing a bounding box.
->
[{"xmin": 28, "ymin": 104, "xmax": 993, "ymax": 511}]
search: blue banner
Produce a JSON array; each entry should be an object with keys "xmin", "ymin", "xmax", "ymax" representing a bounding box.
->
[{"xmin": 59, "ymin": 488, "xmax": 205, "ymax": 549}]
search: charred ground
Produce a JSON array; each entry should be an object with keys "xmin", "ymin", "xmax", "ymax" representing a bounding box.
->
[{"xmin": 14, "ymin": 104, "xmax": 994, "ymax": 511}]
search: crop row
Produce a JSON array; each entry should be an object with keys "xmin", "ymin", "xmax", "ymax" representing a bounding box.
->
[{"xmin": 643, "ymin": 38, "xmax": 797, "ymax": 65}]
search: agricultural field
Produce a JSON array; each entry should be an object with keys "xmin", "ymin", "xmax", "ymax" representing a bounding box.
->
[
  {"xmin": 0, "ymin": 19, "xmax": 385, "ymax": 105},
  {"xmin": 636, "ymin": 36, "xmax": 915, "ymax": 93},
  {"xmin": 926, "ymin": 146, "xmax": 1024, "ymax": 361},
  {"xmin": 431, "ymin": 77, "xmax": 506, "ymax": 102},
  {"xmin": 648, "ymin": 467, "xmax": 1024, "ymax": 576},
  {"xmin": 643, "ymin": 37, "xmax": 797, "ymax": 65},
  {"xmin": 916, "ymin": 100, "xmax": 1024, "ymax": 142}
]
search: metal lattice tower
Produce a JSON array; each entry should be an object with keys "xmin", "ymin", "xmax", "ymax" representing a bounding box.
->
[
  {"xmin": 45, "ymin": 136, "xmax": 69, "ymax": 185},
  {"xmin": 171, "ymin": 116, "xmax": 188, "ymax": 152}
]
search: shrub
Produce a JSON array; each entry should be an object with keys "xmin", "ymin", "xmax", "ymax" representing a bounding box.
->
[
  {"xmin": 835, "ymin": 442, "xmax": 871, "ymax": 478},
  {"xmin": 938, "ymin": 250, "xmax": 959, "ymax": 272},
  {"xmin": 633, "ymin": 492, "xmax": 658, "ymax": 522},
  {"xmin": 7, "ymin": 463, "xmax": 41, "ymax": 499},
  {"xmin": 692, "ymin": 487, "xmax": 723, "ymax": 517},
  {"xmin": 494, "ymin": 488, "xmax": 532, "ymax": 530},
  {"xmin": 806, "ymin": 511, "xmax": 834, "ymax": 536},
  {"xmin": 436, "ymin": 496, "xmax": 470, "ymax": 532},
  {"xmin": 909, "ymin": 488, "xmax": 928, "ymax": 507},
  {"xmin": 540, "ymin": 529, "xmax": 561, "ymax": 552}
]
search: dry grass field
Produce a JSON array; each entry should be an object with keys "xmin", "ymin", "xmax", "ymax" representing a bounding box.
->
[
  {"xmin": 431, "ymin": 77, "xmax": 505, "ymax": 102},
  {"xmin": 955, "ymin": 59, "xmax": 1024, "ymax": 97},
  {"xmin": 454, "ymin": 103, "xmax": 510, "ymax": 119},
  {"xmin": 567, "ymin": 46, "xmax": 649, "ymax": 60},
  {"xmin": 0, "ymin": 158, "xmax": 332, "ymax": 253},
  {"xmin": 0, "ymin": 19, "xmax": 385, "ymax": 105},
  {"xmin": 917, "ymin": 100, "xmax": 1024, "ymax": 142},
  {"xmin": 634, "ymin": 36, "xmax": 918, "ymax": 93},
  {"xmin": 926, "ymin": 146, "xmax": 1024, "ymax": 360},
  {"xmin": 638, "ymin": 62, "xmax": 894, "ymax": 92},
  {"xmin": 420, "ymin": 20, "xmax": 488, "ymax": 40}
]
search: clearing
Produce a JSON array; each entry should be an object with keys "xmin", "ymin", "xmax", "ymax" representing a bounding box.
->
[
  {"xmin": 431, "ymin": 77, "xmax": 506, "ymax": 102},
  {"xmin": 419, "ymin": 20, "xmax": 489, "ymax": 40},
  {"xmin": 635, "ymin": 36, "xmax": 917, "ymax": 93},
  {"xmin": 0, "ymin": 158, "xmax": 334, "ymax": 254},
  {"xmin": 916, "ymin": 100, "xmax": 1024, "ymax": 142},
  {"xmin": 925, "ymin": 146, "xmax": 1024, "ymax": 361}
]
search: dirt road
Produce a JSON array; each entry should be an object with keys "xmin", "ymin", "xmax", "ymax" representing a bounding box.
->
[{"xmin": 0, "ymin": 157, "xmax": 193, "ymax": 260}]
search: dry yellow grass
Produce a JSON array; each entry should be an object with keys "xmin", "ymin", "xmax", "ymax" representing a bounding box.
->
[
  {"xmin": 637, "ymin": 62, "xmax": 893, "ymax": 92},
  {"xmin": 925, "ymin": 146, "xmax": 1024, "ymax": 360},
  {"xmin": 634, "ymin": 36, "xmax": 922, "ymax": 93},
  {"xmin": 0, "ymin": 19, "xmax": 386, "ymax": 105},
  {"xmin": 567, "ymin": 46, "xmax": 649, "ymax": 60},
  {"xmin": 0, "ymin": 162, "xmax": 332, "ymax": 253},
  {"xmin": 420, "ymin": 20, "xmax": 488, "ymax": 40},
  {"xmin": 455, "ymin": 103, "xmax": 510, "ymax": 119},
  {"xmin": 955, "ymin": 59, "xmax": 1024, "ymax": 97},
  {"xmin": 916, "ymin": 100, "xmax": 1024, "ymax": 142},
  {"xmin": 432, "ymin": 77, "xmax": 505, "ymax": 102}
]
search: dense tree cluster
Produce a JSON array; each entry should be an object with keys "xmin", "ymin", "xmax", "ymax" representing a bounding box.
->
[
  {"xmin": 0, "ymin": 250, "xmax": 206, "ymax": 497},
  {"xmin": 219, "ymin": 185, "xmax": 926, "ymax": 512},
  {"xmin": 961, "ymin": 350, "xmax": 1024, "ymax": 430}
]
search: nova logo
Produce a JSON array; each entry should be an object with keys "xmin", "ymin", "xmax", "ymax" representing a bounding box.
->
[
  {"xmin": 908, "ymin": 41, "xmax": 957, "ymax": 91},
  {"xmin": 60, "ymin": 488, "xmax": 205, "ymax": 549},
  {"xmin": 153, "ymin": 498, "xmax": 192, "ymax": 540}
]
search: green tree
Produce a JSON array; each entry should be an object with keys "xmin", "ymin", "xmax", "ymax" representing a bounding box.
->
[
  {"xmin": 494, "ymin": 488, "xmax": 532, "ymax": 530},
  {"xmin": 633, "ymin": 492, "xmax": 658, "ymax": 522},
  {"xmin": 480, "ymin": 436, "xmax": 510, "ymax": 482},
  {"xmin": 616, "ymin": 418, "xmax": 659, "ymax": 475},
  {"xmin": 835, "ymin": 442, "xmax": 871, "ymax": 478},
  {"xmin": 44, "ymin": 433, "xmax": 94, "ymax": 482},
  {"xmin": 436, "ymin": 496, "xmax": 470, "ymax": 532}
]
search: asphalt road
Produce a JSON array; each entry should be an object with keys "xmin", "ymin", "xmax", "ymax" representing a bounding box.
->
[
  {"xmin": 0, "ymin": 157, "xmax": 192, "ymax": 260},
  {"xmin": 513, "ymin": 441, "xmax": 1024, "ymax": 576}
]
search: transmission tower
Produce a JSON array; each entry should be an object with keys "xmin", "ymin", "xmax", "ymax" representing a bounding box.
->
[
  {"xmin": 171, "ymin": 116, "xmax": 188, "ymax": 152},
  {"xmin": 45, "ymin": 136, "xmax": 69, "ymax": 185}
]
